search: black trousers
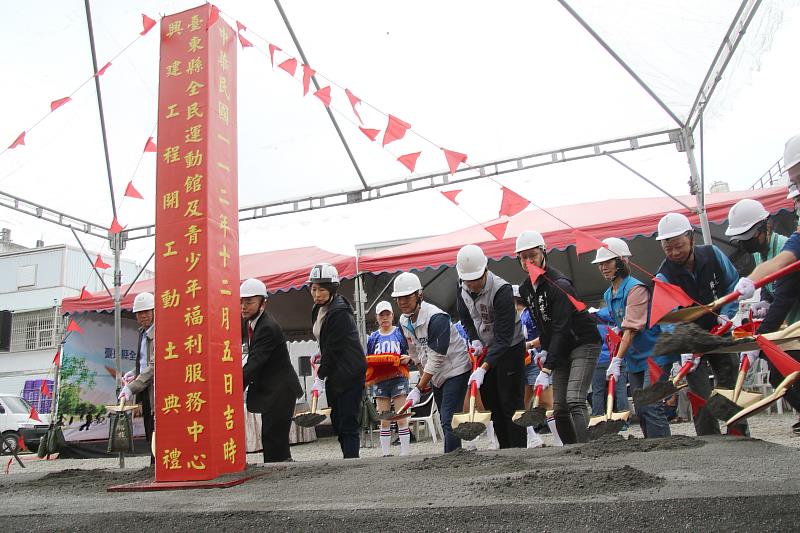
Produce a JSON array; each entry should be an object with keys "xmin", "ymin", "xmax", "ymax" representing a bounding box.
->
[
  {"xmin": 480, "ymin": 341, "xmax": 527, "ymax": 449},
  {"xmin": 260, "ymin": 391, "xmax": 297, "ymax": 463},
  {"xmin": 328, "ymin": 382, "xmax": 363, "ymax": 459},
  {"xmin": 141, "ymin": 388, "xmax": 155, "ymax": 464}
]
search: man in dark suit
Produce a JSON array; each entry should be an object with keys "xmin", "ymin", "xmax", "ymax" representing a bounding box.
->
[{"xmin": 240, "ymin": 278, "xmax": 303, "ymax": 463}]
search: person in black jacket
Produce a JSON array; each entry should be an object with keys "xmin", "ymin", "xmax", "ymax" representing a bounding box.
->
[
  {"xmin": 308, "ymin": 263, "xmax": 367, "ymax": 459},
  {"xmin": 515, "ymin": 231, "xmax": 601, "ymax": 444},
  {"xmin": 241, "ymin": 278, "xmax": 303, "ymax": 463}
]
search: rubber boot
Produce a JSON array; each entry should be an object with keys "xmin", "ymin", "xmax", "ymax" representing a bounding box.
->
[
  {"xmin": 527, "ymin": 426, "xmax": 543, "ymax": 448},
  {"xmin": 547, "ymin": 416, "xmax": 563, "ymax": 447}
]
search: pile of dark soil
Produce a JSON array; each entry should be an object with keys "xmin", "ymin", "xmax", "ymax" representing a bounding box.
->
[
  {"xmin": 565, "ymin": 434, "xmax": 704, "ymax": 458},
  {"xmin": 404, "ymin": 448, "xmax": 528, "ymax": 472},
  {"xmin": 477, "ymin": 465, "xmax": 664, "ymax": 496}
]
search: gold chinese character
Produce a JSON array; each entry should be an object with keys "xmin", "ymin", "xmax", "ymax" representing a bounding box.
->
[
  {"xmin": 217, "ymin": 133, "xmax": 230, "ymax": 144},
  {"xmin": 165, "ymin": 60, "xmax": 182, "ymax": 77},
  {"xmin": 222, "ymin": 339, "xmax": 233, "ymax": 362},
  {"xmin": 218, "ymin": 215, "xmax": 230, "ymax": 238},
  {"xmin": 161, "ymin": 289, "xmax": 180, "ymax": 309},
  {"xmin": 187, "ymin": 453, "xmax": 207, "ymax": 470},
  {"xmin": 185, "ymin": 224, "xmax": 202, "ymax": 245},
  {"xmin": 165, "ymin": 104, "xmax": 180, "ymax": 119},
  {"xmin": 185, "ymin": 173, "xmax": 203, "ymax": 193},
  {"xmin": 221, "ymin": 307, "xmax": 229, "ymax": 330},
  {"xmin": 189, "ymin": 14, "xmax": 203, "ymax": 31},
  {"xmin": 224, "ymin": 404, "xmax": 235, "ymax": 430},
  {"xmin": 218, "ymin": 102, "xmax": 229, "ymax": 125},
  {"xmin": 162, "ymin": 394, "xmax": 180, "ymax": 414},
  {"xmin": 188, "ymin": 36, "xmax": 203, "ymax": 53},
  {"xmin": 220, "ymin": 279, "xmax": 231, "ymax": 296},
  {"xmin": 186, "ymin": 57, "xmax": 203, "ymax": 75},
  {"xmin": 184, "ymin": 306, "xmax": 204, "ymax": 327},
  {"xmin": 218, "ymin": 75, "xmax": 230, "ymax": 99},
  {"xmin": 185, "ymin": 252, "xmax": 201, "ymax": 272},
  {"xmin": 217, "ymin": 162, "xmax": 230, "ymax": 172},
  {"xmin": 186, "ymin": 279, "xmax": 202, "ymax": 299},
  {"xmin": 164, "ymin": 341, "xmax": 179, "ymax": 360},
  {"xmin": 166, "ymin": 20, "xmax": 183, "ymax": 38},
  {"xmin": 184, "ymin": 149, "xmax": 203, "ymax": 168},
  {"xmin": 186, "ymin": 80, "xmax": 205, "ymax": 97},
  {"xmin": 162, "ymin": 146, "xmax": 180, "ymax": 164},
  {"xmin": 219, "ymin": 25, "xmax": 231, "ymax": 45},
  {"xmin": 187, "ymin": 102, "xmax": 203, "ymax": 120},
  {"xmin": 185, "ymin": 363, "xmax": 205, "ymax": 383},
  {"xmin": 219, "ymin": 245, "xmax": 230, "ymax": 268},
  {"xmin": 162, "ymin": 191, "xmax": 180, "ymax": 210},
  {"xmin": 223, "ymin": 437, "xmax": 237, "ymax": 463},
  {"xmin": 184, "ymin": 199, "xmax": 203, "ymax": 217},
  {"xmin": 163, "ymin": 240, "xmax": 177, "ymax": 257},
  {"xmin": 223, "ymin": 373, "xmax": 233, "ymax": 394},
  {"xmin": 162, "ymin": 448, "xmax": 182, "ymax": 469},
  {"xmin": 218, "ymin": 51, "xmax": 229, "ymax": 71},
  {"xmin": 185, "ymin": 333, "xmax": 203, "ymax": 355},
  {"xmin": 187, "ymin": 420, "xmax": 204, "ymax": 443},
  {"xmin": 184, "ymin": 124, "xmax": 203, "ymax": 144},
  {"xmin": 218, "ymin": 187, "xmax": 229, "ymax": 206},
  {"xmin": 185, "ymin": 391, "xmax": 206, "ymax": 413}
]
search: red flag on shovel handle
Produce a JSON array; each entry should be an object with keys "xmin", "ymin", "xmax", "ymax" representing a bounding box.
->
[
  {"xmin": 686, "ymin": 390, "xmax": 707, "ymax": 418},
  {"xmin": 756, "ymin": 335, "xmax": 800, "ymax": 377},
  {"xmin": 646, "ymin": 357, "xmax": 664, "ymax": 382}
]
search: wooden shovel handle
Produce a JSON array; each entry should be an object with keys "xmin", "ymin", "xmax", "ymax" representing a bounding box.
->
[
  {"xmin": 311, "ymin": 389, "xmax": 319, "ymax": 413},
  {"xmin": 532, "ymin": 384, "xmax": 542, "ymax": 409},
  {"xmin": 606, "ymin": 375, "xmax": 615, "ymax": 419},
  {"xmin": 396, "ymin": 399, "xmax": 413, "ymax": 415},
  {"xmin": 733, "ymin": 355, "xmax": 750, "ymax": 403}
]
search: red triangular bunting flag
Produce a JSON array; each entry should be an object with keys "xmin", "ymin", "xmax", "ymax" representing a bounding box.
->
[
  {"xmin": 96, "ymin": 62, "xmax": 111, "ymax": 77},
  {"xmin": 302, "ymin": 64, "xmax": 315, "ymax": 96},
  {"xmin": 359, "ymin": 127, "xmax": 380, "ymax": 141},
  {"xmin": 41, "ymin": 381, "xmax": 50, "ymax": 397},
  {"xmin": 567, "ymin": 293, "xmax": 587, "ymax": 312},
  {"xmin": 382, "ymin": 115, "xmax": 411, "ymax": 146},
  {"xmin": 238, "ymin": 33, "xmax": 253, "ymax": 48},
  {"xmin": 207, "ymin": 4, "xmax": 220, "ymax": 29},
  {"xmin": 29, "ymin": 406, "xmax": 41, "ymax": 423},
  {"xmin": 756, "ymin": 335, "xmax": 800, "ymax": 377},
  {"xmin": 236, "ymin": 21, "xmax": 246, "ymax": 32},
  {"xmin": 484, "ymin": 221, "xmax": 508, "ymax": 240},
  {"xmin": 53, "ymin": 348, "xmax": 61, "ymax": 366},
  {"xmin": 441, "ymin": 190, "xmax": 462, "ymax": 204},
  {"xmin": 525, "ymin": 261, "xmax": 545, "ymax": 284},
  {"xmin": 314, "ymin": 86, "xmax": 332, "ymax": 107},
  {"xmin": 649, "ymin": 278, "xmax": 695, "ymax": 327},
  {"xmin": 9, "ymin": 131, "xmax": 25, "ymax": 149},
  {"xmin": 50, "ymin": 96, "xmax": 72, "ymax": 112},
  {"xmin": 397, "ymin": 152, "xmax": 421, "ymax": 173},
  {"xmin": 605, "ymin": 327, "xmax": 622, "ymax": 356},
  {"xmin": 79, "ymin": 286, "xmax": 91, "ymax": 300},
  {"xmin": 124, "ymin": 180, "xmax": 143, "ymax": 199},
  {"xmin": 66, "ymin": 320, "xmax": 84, "ymax": 334},
  {"xmin": 140, "ymin": 14, "xmax": 156, "ymax": 35},
  {"xmin": 109, "ymin": 217, "xmax": 124, "ymax": 235},
  {"xmin": 687, "ymin": 390, "xmax": 706, "ymax": 418},
  {"xmin": 345, "ymin": 89, "xmax": 363, "ymax": 123},
  {"xmin": 143, "ymin": 136, "xmax": 156, "ymax": 153},
  {"xmin": 574, "ymin": 230, "xmax": 606, "ymax": 255},
  {"xmin": 94, "ymin": 254, "xmax": 111, "ymax": 269},
  {"xmin": 269, "ymin": 43, "xmax": 281, "ymax": 67},
  {"xmin": 278, "ymin": 58, "xmax": 298, "ymax": 76},
  {"xmin": 646, "ymin": 357, "xmax": 664, "ymax": 382},
  {"xmin": 443, "ymin": 148, "xmax": 467, "ymax": 175},
  {"xmin": 499, "ymin": 186, "xmax": 530, "ymax": 218},
  {"xmin": 18, "ymin": 436, "xmax": 27, "ymax": 451}
]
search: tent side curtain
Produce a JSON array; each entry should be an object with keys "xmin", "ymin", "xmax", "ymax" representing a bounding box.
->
[
  {"xmin": 62, "ymin": 246, "xmax": 357, "ymax": 314},
  {"xmin": 358, "ymin": 186, "xmax": 793, "ymax": 275}
]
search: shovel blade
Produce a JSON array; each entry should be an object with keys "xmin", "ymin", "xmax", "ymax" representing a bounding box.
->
[
  {"xmin": 588, "ymin": 418, "xmax": 626, "ymax": 440},
  {"xmin": 633, "ymin": 381, "xmax": 679, "ymax": 407},
  {"xmin": 377, "ymin": 410, "xmax": 414, "ymax": 421},
  {"xmin": 714, "ymin": 388, "xmax": 763, "ymax": 408},
  {"xmin": 293, "ymin": 412, "xmax": 327, "ymax": 428},
  {"xmin": 706, "ymin": 392, "xmax": 741, "ymax": 421},
  {"xmin": 512, "ymin": 407, "xmax": 547, "ymax": 427},
  {"xmin": 726, "ymin": 388, "xmax": 788, "ymax": 427},
  {"xmin": 451, "ymin": 421, "xmax": 487, "ymax": 441}
]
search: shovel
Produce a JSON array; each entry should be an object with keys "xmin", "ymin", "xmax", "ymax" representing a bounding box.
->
[
  {"xmin": 452, "ymin": 349, "xmax": 491, "ymax": 441},
  {"xmin": 105, "ymin": 398, "xmax": 137, "ymax": 454},
  {"xmin": 726, "ymin": 371, "xmax": 800, "ymax": 427},
  {"xmin": 706, "ymin": 355, "xmax": 763, "ymax": 421},
  {"xmin": 512, "ymin": 384, "xmax": 546, "ymax": 427},
  {"xmin": 378, "ymin": 399, "xmax": 414, "ymax": 421},
  {"xmin": 293, "ymin": 363, "xmax": 331, "ymax": 428},
  {"xmin": 705, "ymin": 321, "xmax": 800, "ymax": 354},
  {"xmin": 653, "ymin": 321, "xmax": 739, "ymax": 356},
  {"xmin": 632, "ymin": 359, "xmax": 694, "ymax": 407},
  {"xmin": 587, "ymin": 375, "xmax": 631, "ymax": 440},
  {"xmin": 659, "ymin": 260, "xmax": 800, "ymax": 324}
]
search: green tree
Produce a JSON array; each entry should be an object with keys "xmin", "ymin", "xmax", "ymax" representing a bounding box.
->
[{"xmin": 56, "ymin": 355, "xmax": 97, "ymax": 417}]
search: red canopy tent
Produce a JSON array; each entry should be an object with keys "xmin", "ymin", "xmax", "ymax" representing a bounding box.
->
[{"xmin": 62, "ymin": 246, "xmax": 356, "ymax": 314}]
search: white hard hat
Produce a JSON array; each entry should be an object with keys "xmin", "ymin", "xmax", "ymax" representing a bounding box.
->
[
  {"xmin": 308, "ymin": 263, "xmax": 340, "ymax": 284},
  {"xmin": 456, "ymin": 244, "xmax": 488, "ymax": 281},
  {"xmin": 788, "ymin": 182, "xmax": 799, "ymax": 200},
  {"xmin": 725, "ymin": 199, "xmax": 769, "ymax": 239},
  {"xmin": 515, "ymin": 231, "xmax": 546, "ymax": 253},
  {"xmin": 375, "ymin": 301, "xmax": 393, "ymax": 315},
  {"xmin": 512, "ymin": 284, "xmax": 520, "ymax": 298},
  {"xmin": 391, "ymin": 272, "xmax": 422, "ymax": 297},
  {"xmin": 784, "ymin": 134, "xmax": 800, "ymax": 172},
  {"xmin": 132, "ymin": 292, "xmax": 155, "ymax": 313},
  {"xmin": 591, "ymin": 237, "xmax": 632, "ymax": 264},
  {"xmin": 656, "ymin": 213, "xmax": 693, "ymax": 241},
  {"xmin": 240, "ymin": 278, "xmax": 268, "ymax": 298}
]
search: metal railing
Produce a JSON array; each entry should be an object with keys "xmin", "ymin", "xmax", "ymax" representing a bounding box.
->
[{"xmin": 751, "ymin": 158, "xmax": 784, "ymax": 190}]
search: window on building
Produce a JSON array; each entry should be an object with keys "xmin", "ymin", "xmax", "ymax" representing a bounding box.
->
[
  {"xmin": 17, "ymin": 264, "xmax": 37, "ymax": 288},
  {"xmin": 10, "ymin": 308, "xmax": 60, "ymax": 352}
]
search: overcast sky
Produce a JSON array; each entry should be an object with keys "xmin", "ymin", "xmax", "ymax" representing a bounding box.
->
[{"xmin": 1, "ymin": 0, "xmax": 799, "ymax": 270}]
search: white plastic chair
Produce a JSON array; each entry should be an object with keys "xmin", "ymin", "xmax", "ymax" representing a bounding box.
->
[
  {"xmin": 751, "ymin": 359, "xmax": 782, "ymax": 414},
  {"xmin": 409, "ymin": 392, "xmax": 442, "ymax": 444}
]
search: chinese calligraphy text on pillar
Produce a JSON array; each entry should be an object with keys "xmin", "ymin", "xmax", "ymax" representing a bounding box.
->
[{"xmin": 154, "ymin": 4, "xmax": 244, "ymax": 482}]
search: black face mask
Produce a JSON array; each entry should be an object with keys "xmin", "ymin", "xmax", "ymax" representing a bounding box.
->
[{"xmin": 738, "ymin": 237, "xmax": 762, "ymax": 254}]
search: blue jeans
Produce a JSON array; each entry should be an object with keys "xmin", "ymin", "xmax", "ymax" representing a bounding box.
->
[
  {"xmin": 628, "ymin": 365, "xmax": 671, "ymax": 439},
  {"xmin": 591, "ymin": 361, "xmax": 629, "ymax": 416},
  {"xmin": 432, "ymin": 371, "xmax": 470, "ymax": 453}
]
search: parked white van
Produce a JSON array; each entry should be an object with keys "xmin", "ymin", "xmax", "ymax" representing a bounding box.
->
[{"xmin": 0, "ymin": 394, "xmax": 50, "ymax": 453}]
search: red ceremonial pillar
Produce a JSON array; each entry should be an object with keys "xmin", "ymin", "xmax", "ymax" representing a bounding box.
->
[{"xmin": 154, "ymin": 4, "xmax": 245, "ymax": 482}]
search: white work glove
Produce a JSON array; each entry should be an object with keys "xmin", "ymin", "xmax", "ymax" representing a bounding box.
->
[
  {"xmin": 312, "ymin": 377, "xmax": 325, "ymax": 394},
  {"xmin": 470, "ymin": 340, "xmax": 484, "ymax": 354},
  {"xmin": 750, "ymin": 301, "xmax": 770, "ymax": 319},
  {"xmin": 740, "ymin": 350, "xmax": 760, "ymax": 368},
  {"xmin": 310, "ymin": 354, "xmax": 322, "ymax": 365},
  {"xmin": 680, "ymin": 353, "xmax": 700, "ymax": 373},
  {"xmin": 468, "ymin": 367, "xmax": 487, "ymax": 389},
  {"xmin": 533, "ymin": 349, "xmax": 547, "ymax": 368},
  {"xmin": 534, "ymin": 370, "xmax": 551, "ymax": 391},
  {"xmin": 735, "ymin": 277, "xmax": 756, "ymax": 300},
  {"xmin": 118, "ymin": 385, "xmax": 132, "ymax": 402},
  {"xmin": 407, "ymin": 387, "xmax": 422, "ymax": 407},
  {"xmin": 606, "ymin": 357, "xmax": 622, "ymax": 380},
  {"xmin": 121, "ymin": 371, "xmax": 136, "ymax": 385}
]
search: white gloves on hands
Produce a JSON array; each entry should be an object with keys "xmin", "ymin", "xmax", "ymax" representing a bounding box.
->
[
  {"xmin": 122, "ymin": 370, "xmax": 136, "ymax": 385},
  {"xmin": 533, "ymin": 349, "xmax": 547, "ymax": 368},
  {"xmin": 118, "ymin": 385, "xmax": 132, "ymax": 402},
  {"xmin": 750, "ymin": 301, "xmax": 770, "ymax": 319},
  {"xmin": 735, "ymin": 277, "xmax": 756, "ymax": 300},
  {"xmin": 407, "ymin": 387, "xmax": 422, "ymax": 407},
  {"xmin": 740, "ymin": 350, "xmax": 760, "ymax": 368},
  {"xmin": 680, "ymin": 353, "xmax": 700, "ymax": 373},
  {"xmin": 606, "ymin": 357, "xmax": 622, "ymax": 380},
  {"xmin": 470, "ymin": 340, "xmax": 484, "ymax": 355},
  {"xmin": 312, "ymin": 377, "xmax": 325, "ymax": 394},
  {"xmin": 534, "ymin": 371, "xmax": 551, "ymax": 391},
  {"xmin": 311, "ymin": 354, "xmax": 322, "ymax": 365},
  {"xmin": 468, "ymin": 367, "xmax": 487, "ymax": 389}
]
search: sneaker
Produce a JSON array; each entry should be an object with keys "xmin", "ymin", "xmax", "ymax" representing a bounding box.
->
[
  {"xmin": 527, "ymin": 435, "xmax": 544, "ymax": 449},
  {"xmin": 792, "ymin": 419, "xmax": 800, "ymax": 435},
  {"xmin": 462, "ymin": 438, "xmax": 478, "ymax": 451}
]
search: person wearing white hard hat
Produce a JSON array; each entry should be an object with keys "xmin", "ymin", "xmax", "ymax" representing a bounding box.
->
[
  {"xmin": 655, "ymin": 212, "xmax": 747, "ymax": 436},
  {"xmin": 365, "ymin": 300, "xmax": 412, "ymax": 457},
  {"xmin": 394, "ymin": 272, "xmax": 471, "ymax": 453},
  {"xmin": 119, "ymin": 292, "xmax": 155, "ymax": 463},
  {"xmin": 593, "ymin": 238, "xmax": 677, "ymax": 438},
  {"xmin": 455, "ymin": 244, "xmax": 527, "ymax": 449},
  {"xmin": 240, "ymin": 278, "xmax": 303, "ymax": 462},
  {"xmin": 515, "ymin": 231, "xmax": 601, "ymax": 444},
  {"xmin": 308, "ymin": 263, "xmax": 367, "ymax": 459}
]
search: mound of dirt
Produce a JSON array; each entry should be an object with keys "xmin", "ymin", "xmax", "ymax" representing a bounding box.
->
[
  {"xmin": 477, "ymin": 465, "xmax": 664, "ymax": 497},
  {"xmin": 565, "ymin": 434, "xmax": 704, "ymax": 458},
  {"xmin": 403, "ymin": 448, "xmax": 528, "ymax": 472}
]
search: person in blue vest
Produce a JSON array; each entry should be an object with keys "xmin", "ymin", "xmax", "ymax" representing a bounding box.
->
[
  {"xmin": 593, "ymin": 238, "xmax": 676, "ymax": 438},
  {"xmin": 365, "ymin": 301, "xmax": 411, "ymax": 457},
  {"xmin": 654, "ymin": 213, "xmax": 748, "ymax": 436},
  {"xmin": 590, "ymin": 307, "xmax": 629, "ymax": 418}
]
